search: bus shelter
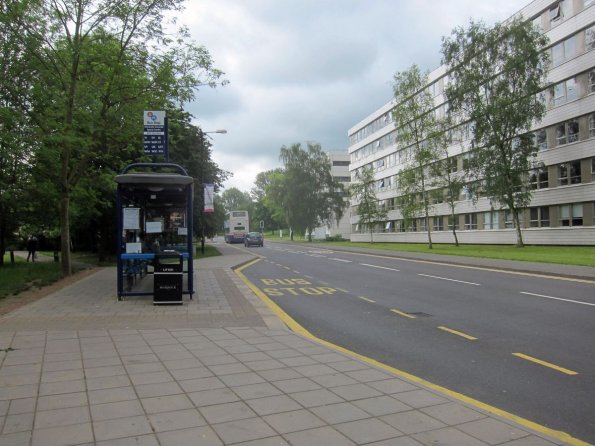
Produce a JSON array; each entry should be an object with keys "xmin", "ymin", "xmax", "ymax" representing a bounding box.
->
[{"xmin": 115, "ymin": 163, "xmax": 194, "ymax": 301}]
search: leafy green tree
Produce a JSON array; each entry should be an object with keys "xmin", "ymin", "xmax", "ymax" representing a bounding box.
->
[
  {"xmin": 220, "ymin": 188, "xmax": 253, "ymax": 215},
  {"xmin": 0, "ymin": 3, "xmax": 39, "ymax": 264},
  {"xmin": 350, "ymin": 166, "xmax": 387, "ymax": 243},
  {"xmin": 1, "ymin": 0, "xmax": 226, "ymax": 275},
  {"xmin": 263, "ymin": 170, "xmax": 293, "ymax": 238},
  {"xmin": 392, "ymin": 64, "xmax": 441, "ymax": 248},
  {"xmin": 442, "ymin": 17, "xmax": 549, "ymax": 247},
  {"xmin": 278, "ymin": 143, "xmax": 345, "ymax": 241},
  {"xmin": 251, "ymin": 170, "xmax": 284, "ymax": 233},
  {"xmin": 428, "ymin": 119, "xmax": 466, "ymax": 246}
]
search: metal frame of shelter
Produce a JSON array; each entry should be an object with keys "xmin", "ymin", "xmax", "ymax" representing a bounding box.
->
[{"xmin": 115, "ymin": 163, "xmax": 194, "ymax": 300}]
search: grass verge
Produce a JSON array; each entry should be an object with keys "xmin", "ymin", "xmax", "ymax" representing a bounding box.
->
[
  {"xmin": 266, "ymin": 237, "xmax": 595, "ymax": 267},
  {"xmin": 196, "ymin": 244, "xmax": 221, "ymax": 259},
  {"xmin": 0, "ymin": 256, "xmax": 63, "ymax": 299}
]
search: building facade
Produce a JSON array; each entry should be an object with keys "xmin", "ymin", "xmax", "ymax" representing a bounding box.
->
[
  {"xmin": 348, "ymin": 0, "xmax": 595, "ymax": 245},
  {"xmin": 312, "ymin": 152, "xmax": 352, "ymax": 239}
]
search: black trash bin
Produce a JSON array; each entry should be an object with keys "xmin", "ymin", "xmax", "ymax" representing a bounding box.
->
[{"xmin": 153, "ymin": 253, "xmax": 183, "ymax": 305}]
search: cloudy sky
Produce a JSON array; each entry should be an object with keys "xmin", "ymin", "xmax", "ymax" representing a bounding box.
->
[{"xmin": 179, "ymin": 0, "xmax": 526, "ymax": 193}]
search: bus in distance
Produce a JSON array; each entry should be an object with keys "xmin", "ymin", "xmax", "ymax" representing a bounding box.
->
[{"xmin": 224, "ymin": 210, "xmax": 249, "ymax": 243}]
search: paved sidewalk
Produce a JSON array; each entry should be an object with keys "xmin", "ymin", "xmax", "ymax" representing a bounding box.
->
[{"xmin": 0, "ymin": 243, "xmax": 581, "ymax": 445}]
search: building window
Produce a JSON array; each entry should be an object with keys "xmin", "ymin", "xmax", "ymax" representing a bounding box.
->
[
  {"xmin": 484, "ymin": 211, "xmax": 499, "ymax": 229},
  {"xmin": 385, "ymin": 221, "xmax": 394, "ymax": 233},
  {"xmin": 560, "ymin": 204, "xmax": 583, "ymax": 226},
  {"xmin": 333, "ymin": 160, "xmax": 350, "ymax": 167},
  {"xmin": 433, "ymin": 216, "xmax": 444, "ymax": 231},
  {"xmin": 530, "ymin": 207, "xmax": 550, "ymax": 227},
  {"xmin": 550, "ymin": 2, "xmax": 562, "ymax": 25},
  {"xmin": 552, "ymin": 35, "xmax": 577, "ymax": 67},
  {"xmin": 529, "ymin": 166, "xmax": 549, "ymax": 189},
  {"xmin": 555, "ymin": 119, "xmax": 579, "ymax": 145},
  {"xmin": 558, "ymin": 161, "xmax": 582, "ymax": 185},
  {"xmin": 534, "ymin": 129, "xmax": 547, "ymax": 150},
  {"xmin": 447, "ymin": 216, "xmax": 459, "ymax": 231},
  {"xmin": 464, "ymin": 213, "xmax": 477, "ymax": 230},
  {"xmin": 590, "ymin": 114, "xmax": 595, "ymax": 138},
  {"xmin": 430, "ymin": 189, "xmax": 444, "ymax": 204},
  {"xmin": 551, "ymin": 78, "xmax": 578, "ymax": 107},
  {"xmin": 504, "ymin": 211, "xmax": 515, "ymax": 229},
  {"xmin": 590, "ymin": 70, "xmax": 595, "ymax": 93},
  {"xmin": 532, "ymin": 15, "xmax": 542, "ymax": 30},
  {"xmin": 462, "ymin": 152, "xmax": 475, "ymax": 170},
  {"xmin": 586, "ymin": 25, "xmax": 595, "ymax": 51}
]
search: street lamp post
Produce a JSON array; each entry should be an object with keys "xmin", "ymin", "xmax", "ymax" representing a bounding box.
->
[{"xmin": 199, "ymin": 129, "xmax": 227, "ymax": 254}]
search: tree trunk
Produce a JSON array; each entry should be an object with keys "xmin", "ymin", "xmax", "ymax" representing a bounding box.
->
[
  {"xmin": 450, "ymin": 206, "xmax": 459, "ymax": 246},
  {"xmin": 60, "ymin": 194, "xmax": 72, "ymax": 277},
  {"xmin": 0, "ymin": 217, "xmax": 5, "ymax": 267},
  {"xmin": 513, "ymin": 208, "xmax": 524, "ymax": 247},
  {"xmin": 424, "ymin": 213, "xmax": 432, "ymax": 249}
]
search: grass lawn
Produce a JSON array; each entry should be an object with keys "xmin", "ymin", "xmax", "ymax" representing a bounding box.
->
[
  {"xmin": 196, "ymin": 244, "xmax": 221, "ymax": 258},
  {"xmin": 266, "ymin": 236, "xmax": 595, "ymax": 267},
  {"xmin": 0, "ymin": 256, "xmax": 63, "ymax": 299}
]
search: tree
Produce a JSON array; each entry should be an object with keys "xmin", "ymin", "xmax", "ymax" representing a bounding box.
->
[
  {"xmin": 2, "ymin": 0, "xmax": 226, "ymax": 275},
  {"xmin": 251, "ymin": 170, "xmax": 284, "ymax": 233},
  {"xmin": 392, "ymin": 65, "xmax": 441, "ymax": 249},
  {"xmin": 428, "ymin": 119, "xmax": 466, "ymax": 246},
  {"xmin": 442, "ymin": 17, "xmax": 549, "ymax": 247},
  {"xmin": 220, "ymin": 188, "xmax": 253, "ymax": 214},
  {"xmin": 278, "ymin": 143, "xmax": 345, "ymax": 241},
  {"xmin": 350, "ymin": 166, "xmax": 387, "ymax": 243},
  {"xmin": 263, "ymin": 170, "xmax": 293, "ymax": 238}
]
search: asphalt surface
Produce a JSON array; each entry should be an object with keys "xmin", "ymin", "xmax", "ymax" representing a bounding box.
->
[{"xmin": 240, "ymin": 241, "xmax": 595, "ymax": 443}]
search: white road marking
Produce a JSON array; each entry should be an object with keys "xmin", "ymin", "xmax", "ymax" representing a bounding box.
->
[
  {"xmin": 360, "ymin": 263, "xmax": 400, "ymax": 272},
  {"xmin": 418, "ymin": 273, "xmax": 480, "ymax": 286},
  {"xmin": 329, "ymin": 258, "xmax": 352, "ymax": 263},
  {"xmin": 520, "ymin": 291, "xmax": 595, "ymax": 307}
]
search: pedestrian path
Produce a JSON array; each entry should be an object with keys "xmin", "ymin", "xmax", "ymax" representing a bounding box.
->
[{"xmin": 0, "ymin": 243, "xmax": 583, "ymax": 445}]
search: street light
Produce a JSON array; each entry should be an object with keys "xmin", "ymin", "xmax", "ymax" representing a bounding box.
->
[{"xmin": 199, "ymin": 129, "xmax": 227, "ymax": 253}]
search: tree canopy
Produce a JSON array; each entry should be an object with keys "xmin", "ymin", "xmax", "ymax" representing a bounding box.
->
[
  {"xmin": 442, "ymin": 17, "xmax": 549, "ymax": 247},
  {"xmin": 392, "ymin": 64, "xmax": 442, "ymax": 248},
  {"xmin": 262, "ymin": 143, "xmax": 346, "ymax": 241},
  {"xmin": 350, "ymin": 166, "xmax": 387, "ymax": 243},
  {"xmin": 0, "ymin": 0, "xmax": 227, "ymax": 271}
]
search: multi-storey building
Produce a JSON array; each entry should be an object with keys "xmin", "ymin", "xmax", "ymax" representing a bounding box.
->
[
  {"xmin": 348, "ymin": 0, "xmax": 595, "ymax": 245},
  {"xmin": 312, "ymin": 152, "xmax": 352, "ymax": 239}
]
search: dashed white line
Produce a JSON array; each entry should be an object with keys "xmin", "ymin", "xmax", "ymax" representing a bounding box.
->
[
  {"xmin": 418, "ymin": 273, "xmax": 480, "ymax": 286},
  {"xmin": 329, "ymin": 258, "xmax": 352, "ymax": 263},
  {"xmin": 520, "ymin": 291, "xmax": 595, "ymax": 307},
  {"xmin": 360, "ymin": 263, "xmax": 400, "ymax": 272}
]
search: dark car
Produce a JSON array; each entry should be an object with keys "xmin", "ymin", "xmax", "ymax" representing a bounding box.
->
[{"xmin": 244, "ymin": 232, "xmax": 264, "ymax": 247}]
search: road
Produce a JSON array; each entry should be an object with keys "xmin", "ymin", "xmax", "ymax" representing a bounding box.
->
[{"xmin": 239, "ymin": 241, "xmax": 595, "ymax": 444}]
